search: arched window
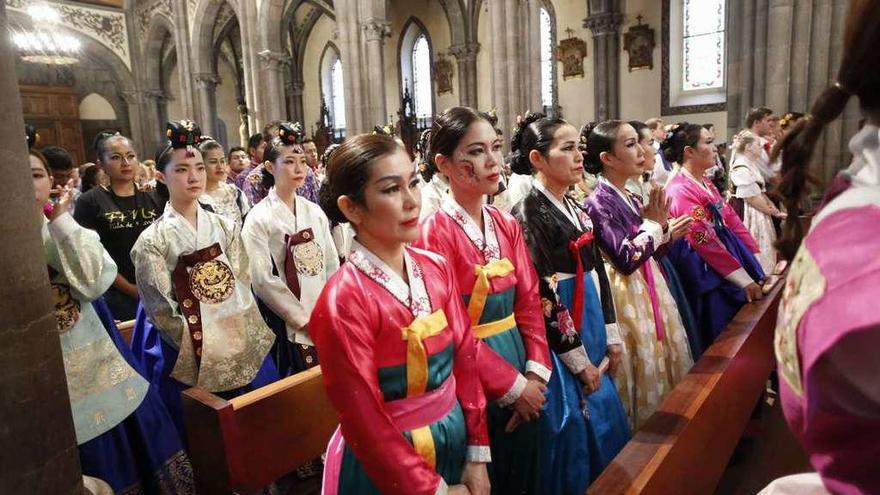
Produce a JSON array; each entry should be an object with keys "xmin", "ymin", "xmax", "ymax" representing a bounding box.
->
[
  {"xmin": 662, "ymin": 0, "xmax": 727, "ymax": 114},
  {"xmin": 682, "ymin": 0, "xmax": 726, "ymax": 90},
  {"xmin": 321, "ymin": 44, "xmax": 346, "ymax": 134},
  {"xmin": 330, "ymin": 58, "xmax": 346, "ymax": 130},
  {"xmin": 539, "ymin": 7, "xmax": 555, "ymax": 115},
  {"xmin": 412, "ymin": 35, "xmax": 432, "ymax": 119},
  {"xmin": 400, "ymin": 19, "xmax": 434, "ymax": 124}
]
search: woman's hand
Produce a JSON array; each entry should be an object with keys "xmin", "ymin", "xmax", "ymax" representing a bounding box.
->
[
  {"xmin": 578, "ymin": 364, "xmax": 601, "ymax": 395},
  {"xmin": 461, "ymin": 462, "xmax": 490, "ymax": 495},
  {"xmin": 667, "ymin": 215, "xmax": 693, "ymax": 241},
  {"xmin": 744, "ymin": 282, "xmax": 764, "ymax": 302},
  {"xmin": 512, "ymin": 377, "xmax": 547, "ymax": 421},
  {"xmin": 47, "ymin": 179, "xmax": 75, "ymax": 221},
  {"xmin": 641, "ymin": 187, "xmax": 667, "ymax": 226},
  {"xmin": 606, "ymin": 344, "xmax": 623, "ymax": 376}
]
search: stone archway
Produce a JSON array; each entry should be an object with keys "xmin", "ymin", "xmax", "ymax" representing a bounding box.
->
[
  {"xmin": 142, "ymin": 14, "xmax": 177, "ymax": 152},
  {"xmin": 439, "ymin": 0, "xmax": 478, "ymax": 107},
  {"xmin": 190, "ymin": 0, "xmax": 243, "ymax": 137},
  {"xmin": 283, "ymin": 0, "xmax": 336, "ymax": 124},
  {"xmin": 7, "ymin": 8, "xmax": 146, "ymax": 158}
]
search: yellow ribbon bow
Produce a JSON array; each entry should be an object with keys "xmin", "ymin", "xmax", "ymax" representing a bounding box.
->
[
  {"xmin": 400, "ymin": 309, "xmax": 449, "ymax": 469},
  {"xmin": 467, "ymin": 258, "xmax": 516, "ymax": 339}
]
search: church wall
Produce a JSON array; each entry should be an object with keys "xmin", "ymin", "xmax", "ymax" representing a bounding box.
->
[
  {"xmin": 552, "ymin": 0, "xmax": 595, "ymax": 127},
  {"xmin": 384, "ymin": 0, "xmax": 457, "ymax": 124},
  {"xmin": 215, "ymin": 60, "xmax": 241, "ymax": 148},
  {"xmin": 166, "ymin": 64, "xmax": 185, "ymax": 122},
  {"xmin": 617, "ymin": 0, "xmax": 662, "ymax": 123},
  {"xmin": 476, "ymin": 6, "xmax": 491, "ymax": 113},
  {"xmin": 302, "ymin": 14, "xmax": 336, "ymax": 136}
]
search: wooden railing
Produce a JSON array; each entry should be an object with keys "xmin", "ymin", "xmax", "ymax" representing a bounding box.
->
[
  {"xmin": 181, "ymin": 366, "xmax": 337, "ymax": 494},
  {"xmin": 587, "ymin": 278, "xmax": 785, "ymax": 495}
]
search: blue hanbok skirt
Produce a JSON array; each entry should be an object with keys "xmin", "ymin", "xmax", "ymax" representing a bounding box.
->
[
  {"xmin": 539, "ymin": 275, "xmax": 631, "ymax": 493},
  {"xmin": 658, "ymin": 253, "xmax": 705, "ymax": 361},
  {"xmin": 131, "ymin": 304, "xmax": 279, "ymax": 439},
  {"xmin": 667, "ymin": 229, "xmax": 765, "ymax": 347},
  {"xmin": 86, "ymin": 298, "xmax": 194, "ymax": 493}
]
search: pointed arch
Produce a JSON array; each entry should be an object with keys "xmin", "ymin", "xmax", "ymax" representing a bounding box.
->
[{"xmin": 398, "ymin": 17, "xmax": 436, "ymax": 120}]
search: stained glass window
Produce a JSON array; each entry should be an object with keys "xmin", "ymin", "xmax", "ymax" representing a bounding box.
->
[
  {"xmin": 331, "ymin": 58, "xmax": 346, "ymax": 129},
  {"xmin": 540, "ymin": 7, "xmax": 554, "ymax": 109},
  {"xmin": 412, "ymin": 34, "xmax": 433, "ymax": 118},
  {"xmin": 683, "ymin": 0, "xmax": 725, "ymax": 90}
]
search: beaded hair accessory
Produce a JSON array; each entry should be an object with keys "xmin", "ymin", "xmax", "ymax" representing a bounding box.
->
[
  {"xmin": 372, "ymin": 122, "xmax": 396, "ymax": 137},
  {"xmin": 166, "ymin": 120, "xmax": 202, "ymax": 157},
  {"xmin": 278, "ymin": 121, "xmax": 305, "ymax": 145},
  {"xmin": 26, "ymin": 124, "xmax": 38, "ymax": 150},
  {"xmin": 321, "ymin": 143, "xmax": 340, "ymax": 170}
]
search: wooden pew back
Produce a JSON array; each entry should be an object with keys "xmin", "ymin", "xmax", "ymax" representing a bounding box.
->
[
  {"xmin": 182, "ymin": 366, "xmax": 338, "ymax": 493},
  {"xmin": 116, "ymin": 319, "xmax": 135, "ymax": 346},
  {"xmin": 587, "ymin": 280, "xmax": 784, "ymax": 495}
]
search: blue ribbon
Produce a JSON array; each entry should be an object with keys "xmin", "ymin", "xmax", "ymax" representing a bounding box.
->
[{"xmin": 707, "ymin": 200, "xmax": 726, "ymax": 236}]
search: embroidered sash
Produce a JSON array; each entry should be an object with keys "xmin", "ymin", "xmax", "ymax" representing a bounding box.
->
[{"xmin": 171, "ymin": 242, "xmax": 234, "ymax": 367}]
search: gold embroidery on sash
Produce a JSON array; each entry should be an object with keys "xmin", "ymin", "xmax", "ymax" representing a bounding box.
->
[
  {"xmin": 775, "ymin": 246, "xmax": 825, "ymax": 397},
  {"xmin": 189, "ymin": 259, "xmax": 235, "ymax": 304},
  {"xmin": 51, "ymin": 282, "xmax": 81, "ymax": 334},
  {"xmin": 293, "ymin": 240, "xmax": 324, "ymax": 276}
]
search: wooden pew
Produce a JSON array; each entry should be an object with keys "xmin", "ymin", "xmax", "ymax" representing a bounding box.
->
[
  {"xmin": 182, "ymin": 366, "xmax": 338, "ymax": 494},
  {"xmin": 587, "ymin": 277, "xmax": 785, "ymax": 495},
  {"xmin": 116, "ymin": 319, "xmax": 135, "ymax": 346}
]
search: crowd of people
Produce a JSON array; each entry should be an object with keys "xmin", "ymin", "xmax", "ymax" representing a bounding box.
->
[{"xmin": 27, "ymin": 1, "xmax": 880, "ymax": 492}]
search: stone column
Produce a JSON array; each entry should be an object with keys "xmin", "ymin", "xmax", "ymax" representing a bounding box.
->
[
  {"xmin": 0, "ymin": 5, "xmax": 83, "ymax": 493},
  {"xmin": 239, "ymin": 0, "xmax": 259, "ymax": 131},
  {"xmin": 725, "ymin": 0, "xmax": 850, "ymax": 184},
  {"xmin": 193, "ymin": 72, "xmax": 221, "ymax": 137},
  {"xmin": 489, "ymin": 0, "xmax": 510, "ymax": 136},
  {"xmin": 143, "ymin": 89, "xmax": 170, "ymax": 150},
  {"xmin": 119, "ymin": 90, "xmax": 150, "ymax": 160},
  {"xmin": 171, "ymin": 0, "xmax": 197, "ymax": 118},
  {"xmin": 584, "ymin": 10, "xmax": 624, "ymax": 121},
  {"xmin": 289, "ymin": 80, "xmax": 305, "ymax": 125},
  {"xmin": 449, "ymin": 42, "xmax": 480, "ymax": 108},
  {"xmin": 257, "ymin": 51, "xmax": 290, "ymax": 124},
  {"xmin": 360, "ymin": 17, "xmax": 391, "ymax": 128}
]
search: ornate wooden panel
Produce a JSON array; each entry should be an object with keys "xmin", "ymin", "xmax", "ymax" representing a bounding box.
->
[{"xmin": 19, "ymin": 85, "xmax": 85, "ymax": 165}]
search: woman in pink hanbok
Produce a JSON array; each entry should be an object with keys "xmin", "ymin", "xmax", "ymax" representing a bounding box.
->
[{"xmin": 770, "ymin": 1, "xmax": 880, "ymax": 493}]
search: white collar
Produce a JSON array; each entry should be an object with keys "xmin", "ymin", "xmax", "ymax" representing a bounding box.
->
[
  {"xmin": 534, "ymin": 180, "xmax": 582, "ymax": 229},
  {"xmin": 600, "ymin": 176, "xmax": 640, "ymax": 215},
  {"xmin": 847, "ymin": 125, "xmax": 880, "ymax": 188},
  {"xmin": 439, "ymin": 196, "xmax": 501, "ymax": 261},
  {"xmin": 348, "ymin": 240, "xmax": 432, "ymax": 318}
]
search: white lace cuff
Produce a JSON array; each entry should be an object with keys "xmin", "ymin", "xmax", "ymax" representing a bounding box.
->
[
  {"xmin": 466, "ymin": 445, "xmax": 492, "ymax": 463},
  {"xmin": 47, "ymin": 212, "xmax": 78, "ymax": 243},
  {"xmin": 525, "ymin": 360, "xmax": 552, "ymax": 382},
  {"xmin": 558, "ymin": 345, "xmax": 590, "ymax": 375},
  {"xmin": 726, "ymin": 267, "xmax": 754, "ymax": 289},
  {"xmin": 605, "ymin": 323, "xmax": 623, "ymax": 346},
  {"xmin": 496, "ymin": 373, "xmax": 527, "ymax": 407},
  {"xmin": 640, "ymin": 218, "xmax": 666, "ymax": 248}
]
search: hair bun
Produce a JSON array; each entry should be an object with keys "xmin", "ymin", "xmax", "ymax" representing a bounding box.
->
[
  {"xmin": 321, "ymin": 143, "xmax": 341, "ymax": 169},
  {"xmin": 510, "ymin": 111, "xmax": 544, "ymax": 153},
  {"xmin": 26, "ymin": 124, "xmax": 38, "ymax": 150},
  {"xmin": 278, "ymin": 121, "xmax": 305, "ymax": 145},
  {"xmin": 166, "ymin": 120, "xmax": 202, "ymax": 149}
]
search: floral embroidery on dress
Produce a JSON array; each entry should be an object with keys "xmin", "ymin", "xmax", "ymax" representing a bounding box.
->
[
  {"xmin": 440, "ymin": 197, "xmax": 502, "ymax": 261},
  {"xmin": 691, "ymin": 205, "xmax": 706, "ymax": 221},
  {"xmin": 775, "ymin": 245, "xmax": 826, "ymax": 397},
  {"xmin": 348, "ymin": 242, "xmax": 432, "ymax": 318},
  {"xmin": 694, "ymin": 231, "xmax": 709, "ymax": 245}
]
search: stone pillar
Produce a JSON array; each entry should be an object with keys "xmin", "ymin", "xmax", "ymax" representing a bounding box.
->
[
  {"xmin": 0, "ymin": 4, "xmax": 83, "ymax": 493},
  {"xmin": 584, "ymin": 10, "xmax": 624, "ymax": 121},
  {"xmin": 725, "ymin": 0, "xmax": 850, "ymax": 184},
  {"xmin": 193, "ymin": 72, "xmax": 221, "ymax": 137},
  {"xmin": 239, "ymin": 0, "xmax": 259, "ymax": 132},
  {"xmin": 449, "ymin": 42, "xmax": 480, "ymax": 108},
  {"xmin": 119, "ymin": 90, "xmax": 150, "ymax": 160},
  {"xmin": 171, "ymin": 0, "xmax": 197, "ymax": 118},
  {"xmin": 289, "ymin": 81, "xmax": 305, "ymax": 125},
  {"xmin": 360, "ymin": 17, "xmax": 391, "ymax": 128},
  {"xmin": 143, "ymin": 90, "xmax": 170, "ymax": 153},
  {"xmin": 489, "ymin": 0, "xmax": 509, "ymax": 130},
  {"xmin": 257, "ymin": 51, "xmax": 290, "ymax": 124}
]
